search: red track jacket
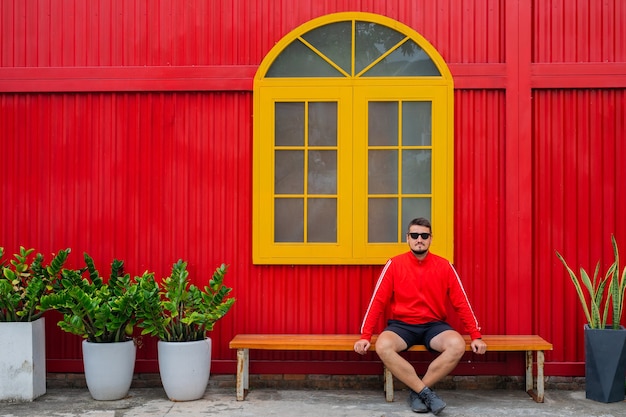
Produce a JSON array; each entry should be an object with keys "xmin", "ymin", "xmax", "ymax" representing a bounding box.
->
[{"xmin": 359, "ymin": 251, "xmax": 482, "ymax": 341}]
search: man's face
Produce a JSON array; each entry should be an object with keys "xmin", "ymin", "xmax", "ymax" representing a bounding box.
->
[{"xmin": 406, "ymin": 225, "xmax": 432, "ymax": 255}]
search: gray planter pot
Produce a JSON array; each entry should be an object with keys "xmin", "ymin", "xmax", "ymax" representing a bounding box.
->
[
  {"xmin": 0, "ymin": 318, "xmax": 46, "ymax": 402},
  {"xmin": 584, "ymin": 324, "xmax": 626, "ymax": 403},
  {"xmin": 82, "ymin": 339, "xmax": 136, "ymax": 401},
  {"xmin": 158, "ymin": 338, "xmax": 212, "ymax": 401}
]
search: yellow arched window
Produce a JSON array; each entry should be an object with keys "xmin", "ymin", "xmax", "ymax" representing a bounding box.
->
[{"xmin": 253, "ymin": 12, "xmax": 454, "ymax": 265}]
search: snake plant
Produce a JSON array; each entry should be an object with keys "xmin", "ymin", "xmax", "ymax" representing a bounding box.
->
[
  {"xmin": 135, "ymin": 260, "xmax": 235, "ymax": 342},
  {"xmin": 557, "ymin": 235, "xmax": 626, "ymax": 329},
  {"xmin": 0, "ymin": 246, "xmax": 70, "ymax": 322}
]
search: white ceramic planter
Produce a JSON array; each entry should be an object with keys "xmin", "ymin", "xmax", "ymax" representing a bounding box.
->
[
  {"xmin": 0, "ymin": 318, "xmax": 46, "ymax": 402},
  {"xmin": 158, "ymin": 338, "xmax": 212, "ymax": 401},
  {"xmin": 82, "ymin": 339, "xmax": 136, "ymax": 401}
]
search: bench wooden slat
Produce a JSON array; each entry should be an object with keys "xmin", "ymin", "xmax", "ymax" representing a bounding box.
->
[
  {"xmin": 229, "ymin": 334, "xmax": 362, "ymax": 351},
  {"xmin": 229, "ymin": 334, "xmax": 553, "ymax": 352}
]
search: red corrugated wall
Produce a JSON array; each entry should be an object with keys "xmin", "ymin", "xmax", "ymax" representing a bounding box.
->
[{"xmin": 1, "ymin": 0, "xmax": 625, "ymax": 377}]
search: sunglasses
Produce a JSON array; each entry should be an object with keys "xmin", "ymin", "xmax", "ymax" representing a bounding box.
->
[{"xmin": 408, "ymin": 232, "xmax": 431, "ymax": 240}]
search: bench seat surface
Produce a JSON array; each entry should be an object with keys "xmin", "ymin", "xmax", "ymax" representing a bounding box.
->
[{"xmin": 229, "ymin": 334, "xmax": 553, "ymax": 352}]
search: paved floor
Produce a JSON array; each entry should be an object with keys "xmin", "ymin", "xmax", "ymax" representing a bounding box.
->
[{"xmin": 1, "ymin": 387, "xmax": 625, "ymax": 417}]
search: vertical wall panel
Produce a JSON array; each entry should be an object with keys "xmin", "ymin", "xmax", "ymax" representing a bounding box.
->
[
  {"xmin": 533, "ymin": 0, "xmax": 625, "ymax": 62},
  {"xmin": 533, "ymin": 89, "xmax": 626, "ymax": 363},
  {"xmin": 0, "ymin": 91, "xmax": 255, "ymax": 365},
  {"xmin": 453, "ymin": 90, "xmax": 506, "ymax": 336}
]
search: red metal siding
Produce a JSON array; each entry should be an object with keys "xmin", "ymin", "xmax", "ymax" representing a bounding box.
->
[
  {"xmin": 1, "ymin": 91, "xmax": 255, "ymax": 369},
  {"xmin": 1, "ymin": 0, "xmax": 625, "ymax": 378},
  {"xmin": 533, "ymin": 89, "xmax": 626, "ymax": 365},
  {"xmin": 454, "ymin": 90, "xmax": 506, "ymax": 336},
  {"xmin": 1, "ymin": 0, "xmax": 505, "ymax": 67},
  {"xmin": 533, "ymin": 0, "xmax": 626, "ymax": 63}
]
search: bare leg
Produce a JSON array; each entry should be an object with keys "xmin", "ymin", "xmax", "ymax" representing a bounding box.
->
[
  {"xmin": 375, "ymin": 329, "xmax": 466, "ymax": 392},
  {"xmin": 421, "ymin": 330, "xmax": 466, "ymax": 387},
  {"xmin": 375, "ymin": 330, "xmax": 427, "ymax": 393}
]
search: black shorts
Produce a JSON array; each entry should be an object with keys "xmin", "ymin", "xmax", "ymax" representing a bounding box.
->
[{"xmin": 384, "ymin": 319, "xmax": 454, "ymax": 353}]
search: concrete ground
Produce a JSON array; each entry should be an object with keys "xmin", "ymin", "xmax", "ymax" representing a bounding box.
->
[{"xmin": 1, "ymin": 387, "xmax": 625, "ymax": 417}]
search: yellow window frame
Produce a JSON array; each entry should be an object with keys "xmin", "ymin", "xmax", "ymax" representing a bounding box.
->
[
  {"xmin": 352, "ymin": 84, "xmax": 453, "ymax": 262},
  {"xmin": 256, "ymin": 85, "xmax": 354, "ymax": 263},
  {"xmin": 253, "ymin": 12, "xmax": 454, "ymax": 265}
]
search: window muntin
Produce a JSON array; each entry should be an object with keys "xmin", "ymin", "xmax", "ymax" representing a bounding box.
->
[
  {"xmin": 254, "ymin": 13, "xmax": 453, "ymax": 264},
  {"xmin": 361, "ymin": 39, "xmax": 440, "ymax": 77},
  {"xmin": 267, "ymin": 20, "xmax": 441, "ymax": 79},
  {"xmin": 267, "ymin": 40, "xmax": 344, "ymax": 77},
  {"xmin": 364, "ymin": 98, "xmax": 434, "ymax": 245},
  {"xmin": 273, "ymin": 100, "xmax": 339, "ymax": 244},
  {"xmin": 301, "ymin": 21, "xmax": 353, "ymax": 74}
]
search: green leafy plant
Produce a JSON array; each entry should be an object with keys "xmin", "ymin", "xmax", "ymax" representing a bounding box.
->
[
  {"xmin": 135, "ymin": 260, "xmax": 235, "ymax": 342},
  {"xmin": 40, "ymin": 253, "xmax": 149, "ymax": 343},
  {"xmin": 556, "ymin": 235, "xmax": 626, "ymax": 329},
  {"xmin": 0, "ymin": 246, "xmax": 70, "ymax": 322}
]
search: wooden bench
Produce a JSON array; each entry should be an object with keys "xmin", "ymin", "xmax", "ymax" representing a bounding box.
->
[{"xmin": 229, "ymin": 334, "xmax": 553, "ymax": 403}]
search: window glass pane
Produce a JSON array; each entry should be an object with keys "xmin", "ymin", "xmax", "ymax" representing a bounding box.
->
[
  {"xmin": 368, "ymin": 150, "xmax": 398, "ymax": 194},
  {"xmin": 355, "ymin": 21, "xmax": 405, "ymax": 75},
  {"xmin": 302, "ymin": 22, "xmax": 352, "ymax": 75},
  {"xmin": 368, "ymin": 198, "xmax": 398, "ymax": 242},
  {"xmin": 275, "ymin": 102, "xmax": 304, "ymax": 146},
  {"xmin": 368, "ymin": 101, "xmax": 398, "ymax": 146},
  {"xmin": 401, "ymin": 150, "xmax": 431, "ymax": 194},
  {"xmin": 267, "ymin": 39, "xmax": 343, "ymax": 77},
  {"xmin": 275, "ymin": 199, "xmax": 304, "ymax": 242},
  {"xmin": 308, "ymin": 150, "xmax": 337, "ymax": 194},
  {"xmin": 402, "ymin": 101, "xmax": 432, "ymax": 146},
  {"xmin": 275, "ymin": 150, "xmax": 304, "ymax": 194},
  {"xmin": 308, "ymin": 102, "xmax": 337, "ymax": 146},
  {"xmin": 402, "ymin": 198, "xmax": 431, "ymax": 232},
  {"xmin": 307, "ymin": 198, "xmax": 337, "ymax": 242},
  {"xmin": 362, "ymin": 40, "xmax": 440, "ymax": 77}
]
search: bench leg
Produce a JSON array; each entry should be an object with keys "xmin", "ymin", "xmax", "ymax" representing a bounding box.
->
[
  {"xmin": 525, "ymin": 350, "xmax": 533, "ymax": 393},
  {"xmin": 236, "ymin": 348, "xmax": 249, "ymax": 401},
  {"xmin": 384, "ymin": 366, "xmax": 394, "ymax": 402},
  {"xmin": 536, "ymin": 351, "xmax": 545, "ymax": 403},
  {"xmin": 525, "ymin": 350, "xmax": 545, "ymax": 403}
]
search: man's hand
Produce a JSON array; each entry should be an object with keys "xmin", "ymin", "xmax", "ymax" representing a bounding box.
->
[
  {"xmin": 354, "ymin": 339, "xmax": 371, "ymax": 355},
  {"xmin": 471, "ymin": 338, "xmax": 487, "ymax": 354}
]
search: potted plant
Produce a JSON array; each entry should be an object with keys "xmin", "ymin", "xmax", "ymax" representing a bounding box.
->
[
  {"xmin": 135, "ymin": 260, "xmax": 235, "ymax": 401},
  {"xmin": 40, "ymin": 253, "xmax": 149, "ymax": 401},
  {"xmin": 0, "ymin": 246, "xmax": 70, "ymax": 402},
  {"xmin": 556, "ymin": 234, "xmax": 626, "ymax": 403}
]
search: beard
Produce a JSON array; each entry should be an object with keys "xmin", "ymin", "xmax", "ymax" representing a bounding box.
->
[{"xmin": 411, "ymin": 248, "xmax": 428, "ymax": 256}]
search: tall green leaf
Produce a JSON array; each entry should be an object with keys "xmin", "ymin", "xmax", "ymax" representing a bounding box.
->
[{"xmin": 557, "ymin": 234, "xmax": 625, "ymax": 329}]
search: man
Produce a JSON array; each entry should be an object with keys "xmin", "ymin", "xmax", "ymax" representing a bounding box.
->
[{"xmin": 354, "ymin": 217, "xmax": 487, "ymax": 415}]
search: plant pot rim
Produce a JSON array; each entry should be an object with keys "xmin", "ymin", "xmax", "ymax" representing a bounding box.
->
[
  {"xmin": 584, "ymin": 324, "xmax": 626, "ymax": 330},
  {"xmin": 158, "ymin": 337, "xmax": 211, "ymax": 344},
  {"xmin": 82, "ymin": 337, "xmax": 135, "ymax": 344}
]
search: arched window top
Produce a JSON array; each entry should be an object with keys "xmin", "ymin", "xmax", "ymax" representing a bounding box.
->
[
  {"xmin": 253, "ymin": 12, "xmax": 455, "ymax": 264},
  {"xmin": 257, "ymin": 12, "xmax": 452, "ymax": 80}
]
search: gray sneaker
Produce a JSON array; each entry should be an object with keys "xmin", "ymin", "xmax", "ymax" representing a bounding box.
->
[
  {"xmin": 408, "ymin": 389, "xmax": 428, "ymax": 413},
  {"xmin": 418, "ymin": 387, "xmax": 446, "ymax": 415}
]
